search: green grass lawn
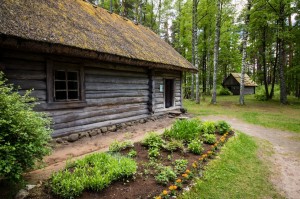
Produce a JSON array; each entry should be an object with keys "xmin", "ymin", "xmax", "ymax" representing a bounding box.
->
[
  {"xmin": 179, "ymin": 133, "xmax": 284, "ymax": 199},
  {"xmin": 184, "ymin": 95, "xmax": 300, "ymax": 133}
]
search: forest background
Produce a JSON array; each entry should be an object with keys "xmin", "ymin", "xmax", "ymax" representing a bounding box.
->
[{"xmin": 89, "ymin": 0, "xmax": 299, "ymax": 104}]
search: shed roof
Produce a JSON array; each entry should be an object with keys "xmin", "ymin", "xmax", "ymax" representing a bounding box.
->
[
  {"xmin": 229, "ymin": 73, "xmax": 257, "ymax": 87},
  {"xmin": 0, "ymin": 0, "xmax": 196, "ymax": 72}
]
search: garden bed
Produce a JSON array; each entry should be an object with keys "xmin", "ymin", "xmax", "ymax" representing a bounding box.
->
[{"xmin": 28, "ymin": 119, "xmax": 234, "ymax": 199}]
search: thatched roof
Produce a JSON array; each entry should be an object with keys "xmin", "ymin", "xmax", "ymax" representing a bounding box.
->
[
  {"xmin": 0, "ymin": 0, "xmax": 196, "ymax": 72},
  {"xmin": 230, "ymin": 73, "xmax": 257, "ymax": 87}
]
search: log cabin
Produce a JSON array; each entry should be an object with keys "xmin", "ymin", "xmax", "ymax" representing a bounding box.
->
[
  {"xmin": 0, "ymin": 0, "xmax": 197, "ymax": 139},
  {"xmin": 223, "ymin": 73, "xmax": 257, "ymax": 95}
]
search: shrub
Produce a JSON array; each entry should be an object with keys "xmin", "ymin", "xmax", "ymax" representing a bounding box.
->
[
  {"xmin": 163, "ymin": 139, "xmax": 184, "ymax": 152},
  {"xmin": 255, "ymin": 85, "xmax": 280, "ymax": 101},
  {"xmin": 148, "ymin": 147, "xmax": 160, "ymax": 159},
  {"xmin": 50, "ymin": 153, "xmax": 137, "ymax": 198},
  {"xmin": 218, "ymin": 87, "xmax": 233, "ymax": 96},
  {"xmin": 188, "ymin": 140, "xmax": 203, "ymax": 155},
  {"xmin": 0, "ymin": 72, "xmax": 52, "ymax": 181},
  {"xmin": 216, "ymin": 120, "xmax": 231, "ymax": 135},
  {"xmin": 203, "ymin": 134, "xmax": 217, "ymax": 144},
  {"xmin": 127, "ymin": 149, "xmax": 137, "ymax": 158},
  {"xmin": 164, "ymin": 119, "xmax": 202, "ymax": 142},
  {"xmin": 155, "ymin": 166, "xmax": 176, "ymax": 185},
  {"xmin": 142, "ymin": 132, "xmax": 164, "ymax": 148},
  {"xmin": 173, "ymin": 159, "xmax": 188, "ymax": 174},
  {"xmin": 200, "ymin": 121, "xmax": 216, "ymax": 134},
  {"xmin": 108, "ymin": 140, "xmax": 133, "ymax": 152}
]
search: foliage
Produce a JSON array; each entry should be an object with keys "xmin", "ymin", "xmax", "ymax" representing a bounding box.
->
[
  {"xmin": 163, "ymin": 139, "xmax": 184, "ymax": 152},
  {"xmin": 213, "ymin": 85, "xmax": 233, "ymax": 96},
  {"xmin": 200, "ymin": 121, "xmax": 216, "ymax": 134},
  {"xmin": 148, "ymin": 147, "xmax": 160, "ymax": 159},
  {"xmin": 255, "ymin": 85, "xmax": 280, "ymax": 101},
  {"xmin": 164, "ymin": 119, "xmax": 202, "ymax": 142},
  {"xmin": 216, "ymin": 120, "xmax": 231, "ymax": 135},
  {"xmin": 179, "ymin": 133, "xmax": 283, "ymax": 199},
  {"xmin": 0, "ymin": 72, "xmax": 52, "ymax": 181},
  {"xmin": 155, "ymin": 166, "xmax": 177, "ymax": 185},
  {"xmin": 50, "ymin": 153, "xmax": 137, "ymax": 198},
  {"xmin": 127, "ymin": 149, "xmax": 137, "ymax": 158},
  {"xmin": 187, "ymin": 140, "xmax": 203, "ymax": 155},
  {"xmin": 142, "ymin": 132, "xmax": 164, "ymax": 148},
  {"xmin": 173, "ymin": 159, "xmax": 188, "ymax": 174},
  {"xmin": 109, "ymin": 140, "xmax": 134, "ymax": 152},
  {"xmin": 203, "ymin": 134, "xmax": 217, "ymax": 145}
]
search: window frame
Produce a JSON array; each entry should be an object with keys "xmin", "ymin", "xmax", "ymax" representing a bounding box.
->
[{"xmin": 46, "ymin": 60, "xmax": 86, "ymax": 110}]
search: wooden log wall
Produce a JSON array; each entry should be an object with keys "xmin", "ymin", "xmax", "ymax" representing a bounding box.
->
[
  {"xmin": 154, "ymin": 70, "xmax": 182, "ymax": 113},
  {"xmin": 0, "ymin": 49, "xmax": 182, "ymax": 137}
]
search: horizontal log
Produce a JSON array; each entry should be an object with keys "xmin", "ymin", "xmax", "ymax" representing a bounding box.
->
[
  {"xmin": 5, "ymin": 70, "xmax": 46, "ymax": 80},
  {"xmin": 85, "ymin": 68, "xmax": 148, "ymax": 78},
  {"xmin": 9, "ymin": 80, "xmax": 46, "ymax": 90},
  {"xmin": 1, "ymin": 50, "xmax": 45, "ymax": 61},
  {"xmin": 2, "ymin": 59, "xmax": 45, "ymax": 71},
  {"xmin": 52, "ymin": 113, "xmax": 150, "ymax": 138},
  {"xmin": 86, "ymin": 91, "xmax": 149, "ymax": 99},
  {"xmin": 84, "ymin": 62, "xmax": 147, "ymax": 73},
  {"xmin": 86, "ymin": 82, "xmax": 149, "ymax": 91},
  {"xmin": 19, "ymin": 90, "xmax": 46, "ymax": 101},
  {"xmin": 85, "ymin": 74, "xmax": 148, "ymax": 84},
  {"xmin": 86, "ymin": 96, "xmax": 148, "ymax": 106},
  {"xmin": 53, "ymin": 104, "xmax": 148, "ymax": 124},
  {"xmin": 52, "ymin": 109, "xmax": 149, "ymax": 130}
]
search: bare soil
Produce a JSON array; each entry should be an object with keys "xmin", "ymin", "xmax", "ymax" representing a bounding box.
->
[{"xmin": 201, "ymin": 115, "xmax": 300, "ymax": 199}]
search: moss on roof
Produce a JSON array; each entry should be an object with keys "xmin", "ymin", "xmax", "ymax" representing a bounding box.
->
[
  {"xmin": 0, "ymin": 0, "xmax": 196, "ymax": 71},
  {"xmin": 231, "ymin": 73, "xmax": 257, "ymax": 87}
]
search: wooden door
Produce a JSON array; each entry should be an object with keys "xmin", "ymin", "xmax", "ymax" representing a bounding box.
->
[{"xmin": 165, "ymin": 79, "xmax": 174, "ymax": 108}]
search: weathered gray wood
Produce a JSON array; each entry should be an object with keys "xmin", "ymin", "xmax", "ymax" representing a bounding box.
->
[
  {"xmin": 86, "ymin": 96, "xmax": 148, "ymax": 106},
  {"xmin": 84, "ymin": 62, "xmax": 147, "ymax": 73},
  {"xmin": 19, "ymin": 90, "xmax": 46, "ymax": 101},
  {"xmin": 5, "ymin": 70, "xmax": 46, "ymax": 80},
  {"xmin": 85, "ymin": 74, "xmax": 149, "ymax": 84},
  {"xmin": 86, "ymin": 91, "xmax": 148, "ymax": 99},
  {"xmin": 85, "ymin": 83, "xmax": 149, "ymax": 91},
  {"xmin": 2, "ymin": 59, "xmax": 45, "ymax": 71},
  {"xmin": 85, "ymin": 68, "xmax": 148, "ymax": 78},
  {"xmin": 9, "ymin": 80, "xmax": 46, "ymax": 90},
  {"xmin": 53, "ymin": 104, "xmax": 148, "ymax": 124},
  {"xmin": 52, "ymin": 109, "xmax": 149, "ymax": 130},
  {"xmin": 52, "ymin": 113, "xmax": 150, "ymax": 138},
  {"xmin": 1, "ymin": 50, "xmax": 45, "ymax": 61}
]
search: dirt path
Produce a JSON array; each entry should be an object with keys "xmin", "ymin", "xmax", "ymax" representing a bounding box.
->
[
  {"xmin": 201, "ymin": 115, "xmax": 300, "ymax": 199},
  {"xmin": 24, "ymin": 116, "xmax": 176, "ymax": 184}
]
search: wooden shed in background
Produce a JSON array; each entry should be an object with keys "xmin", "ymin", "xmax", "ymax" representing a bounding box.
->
[
  {"xmin": 0, "ymin": 0, "xmax": 197, "ymax": 138},
  {"xmin": 223, "ymin": 73, "xmax": 257, "ymax": 95}
]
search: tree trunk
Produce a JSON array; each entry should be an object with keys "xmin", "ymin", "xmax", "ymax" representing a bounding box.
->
[
  {"xmin": 278, "ymin": 1, "xmax": 288, "ymax": 104},
  {"xmin": 192, "ymin": 0, "xmax": 200, "ymax": 104},
  {"xmin": 239, "ymin": 0, "xmax": 251, "ymax": 105},
  {"xmin": 211, "ymin": 0, "xmax": 221, "ymax": 104},
  {"xmin": 262, "ymin": 25, "xmax": 270, "ymax": 100},
  {"xmin": 202, "ymin": 27, "xmax": 207, "ymax": 94}
]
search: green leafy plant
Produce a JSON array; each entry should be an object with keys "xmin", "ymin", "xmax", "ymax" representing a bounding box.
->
[
  {"xmin": 142, "ymin": 132, "xmax": 164, "ymax": 148},
  {"xmin": 203, "ymin": 134, "xmax": 217, "ymax": 144},
  {"xmin": 188, "ymin": 140, "xmax": 204, "ymax": 155},
  {"xmin": 216, "ymin": 121, "xmax": 231, "ymax": 135},
  {"xmin": 148, "ymin": 147, "xmax": 160, "ymax": 159},
  {"xmin": 155, "ymin": 166, "xmax": 176, "ymax": 185},
  {"xmin": 173, "ymin": 159, "xmax": 188, "ymax": 174},
  {"xmin": 164, "ymin": 119, "xmax": 202, "ymax": 142},
  {"xmin": 163, "ymin": 139, "xmax": 184, "ymax": 152},
  {"xmin": 108, "ymin": 140, "xmax": 133, "ymax": 152},
  {"xmin": 0, "ymin": 72, "xmax": 52, "ymax": 181},
  {"xmin": 200, "ymin": 121, "xmax": 216, "ymax": 134},
  {"xmin": 50, "ymin": 153, "xmax": 137, "ymax": 198},
  {"xmin": 127, "ymin": 149, "xmax": 137, "ymax": 158}
]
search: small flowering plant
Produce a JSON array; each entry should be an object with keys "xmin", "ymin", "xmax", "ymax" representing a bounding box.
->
[
  {"xmin": 175, "ymin": 178, "xmax": 183, "ymax": 189},
  {"xmin": 168, "ymin": 185, "xmax": 178, "ymax": 195},
  {"xmin": 157, "ymin": 189, "xmax": 169, "ymax": 199}
]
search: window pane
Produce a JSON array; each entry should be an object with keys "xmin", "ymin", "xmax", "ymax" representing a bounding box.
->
[
  {"xmin": 55, "ymin": 81, "xmax": 66, "ymax": 90},
  {"xmin": 68, "ymin": 71, "xmax": 78, "ymax": 80},
  {"xmin": 55, "ymin": 71, "xmax": 66, "ymax": 80},
  {"xmin": 68, "ymin": 81, "xmax": 78, "ymax": 90},
  {"xmin": 68, "ymin": 91, "xmax": 78, "ymax": 99},
  {"xmin": 55, "ymin": 91, "xmax": 67, "ymax": 100}
]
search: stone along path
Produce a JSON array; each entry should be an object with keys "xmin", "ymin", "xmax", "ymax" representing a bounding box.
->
[{"xmin": 201, "ymin": 115, "xmax": 300, "ymax": 199}]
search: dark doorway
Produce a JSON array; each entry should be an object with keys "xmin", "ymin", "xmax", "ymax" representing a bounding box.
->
[{"xmin": 165, "ymin": 79, "xmax": 174, "ymax": 108}]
